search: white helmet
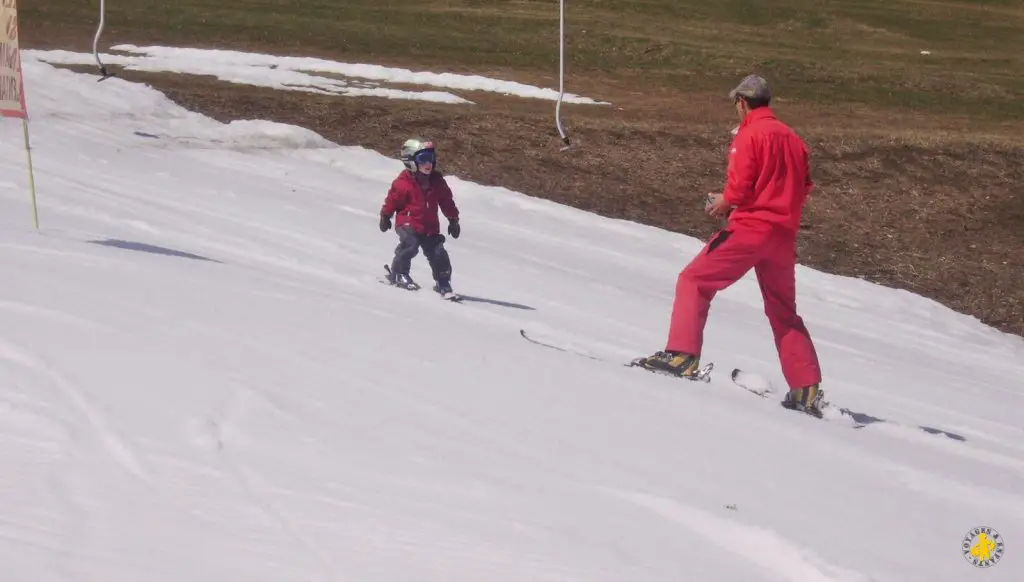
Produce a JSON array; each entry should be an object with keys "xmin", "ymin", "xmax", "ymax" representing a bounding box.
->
[{"xmin": 400, "ymin": 138, "xmax": 436, "ymax": 172}]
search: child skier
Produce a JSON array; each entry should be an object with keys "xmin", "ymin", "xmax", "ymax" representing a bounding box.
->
[{"xmin": 379, "ymin": 138, "xmax": 461, "ymax": 299}]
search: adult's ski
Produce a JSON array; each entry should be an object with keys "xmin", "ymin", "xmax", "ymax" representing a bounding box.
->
[
  {"xmin": 518, "ymin": 329, "xmax": 603, "ymax": 361},
  {"xmin": 518, "ymin": 328, "xmax": 713, "ymax": 380}
]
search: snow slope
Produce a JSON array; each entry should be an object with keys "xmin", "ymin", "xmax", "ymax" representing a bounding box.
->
[{"xmin": 0, "ymin": 55, "xmax": 1021, "ymax": 582}]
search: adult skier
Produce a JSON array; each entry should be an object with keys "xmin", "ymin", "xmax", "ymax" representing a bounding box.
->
[{"xmin": 633, "ymin": 74, "xmax": 825, "ymax": 417}]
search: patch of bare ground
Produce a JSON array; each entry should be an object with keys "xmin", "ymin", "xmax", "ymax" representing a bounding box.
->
[
  {"xmin": 43, "ymin": 62, "xmax": 1019, "ymax": 337},
  {"xmin": 20, "ymin": 0, "xmax": 1024, "ymax": 337}
]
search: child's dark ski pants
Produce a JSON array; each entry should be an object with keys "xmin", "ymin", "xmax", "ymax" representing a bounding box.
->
[{"xmin": 391, "ymin": 226, "xmax": 452, "ymax": 283}]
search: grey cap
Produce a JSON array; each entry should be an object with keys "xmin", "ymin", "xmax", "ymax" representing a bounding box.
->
[{"xmin": 729, "ymin": 74, "xmax": 771, "ymax": 101}]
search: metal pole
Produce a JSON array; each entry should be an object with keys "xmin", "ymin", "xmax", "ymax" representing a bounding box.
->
[
  {"xmin": 22, "ymin": 118, "xmax": 38, "ymax": 229},
  {"xmin": 92, "ymin": 0, "xmax": 113, "ymax": 80},
  {"xmin": 555, "ymin": 0, "xmax": 570, "ymax": 149}
]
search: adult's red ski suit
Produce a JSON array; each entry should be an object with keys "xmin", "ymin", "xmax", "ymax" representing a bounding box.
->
[{"xmin": 666, "ymin": 107, "xmax": 821, "ymax": 389}]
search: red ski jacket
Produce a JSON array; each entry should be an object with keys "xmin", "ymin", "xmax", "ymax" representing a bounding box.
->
[
  {"xmin": 380, "ymin": 170, "xmax": 459, "ymax": 236},
  {"xmin": 721, "ymin": 107, "xmax": 814, "ymax": 232}
]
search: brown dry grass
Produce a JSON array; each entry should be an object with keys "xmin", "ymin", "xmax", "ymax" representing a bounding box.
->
[{"xmin": 19, "ymin": 0, "xmax": 1024, "ymax": 336}]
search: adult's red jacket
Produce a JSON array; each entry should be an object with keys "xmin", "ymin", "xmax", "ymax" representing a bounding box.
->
[
  {"xmin": 721, "ymin": 107, "xmax": 814, "ymax": 232},
  {"xmin": 381, "ymin": 170, "xmax": 459, "ymax": 236}
]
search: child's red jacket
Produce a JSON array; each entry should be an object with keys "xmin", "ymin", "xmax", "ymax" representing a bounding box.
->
[{"xmin": 380, "ymin": 170, "xmax": 459, "ymax": 236}]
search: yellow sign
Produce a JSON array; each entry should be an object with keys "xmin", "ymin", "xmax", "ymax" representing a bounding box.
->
[{"xmin": 962, "ymin": 526, "xmax": 1004, "ymax": 568}]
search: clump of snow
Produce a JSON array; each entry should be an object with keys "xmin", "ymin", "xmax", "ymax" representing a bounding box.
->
[{"xmin": 27, "ymin": 46, "xmax": 610, "ymax": 106}]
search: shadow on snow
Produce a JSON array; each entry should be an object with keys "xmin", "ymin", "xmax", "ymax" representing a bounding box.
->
[{"xmin": 89, "ymin": 239, "xmax": 222, "ymax": 263}]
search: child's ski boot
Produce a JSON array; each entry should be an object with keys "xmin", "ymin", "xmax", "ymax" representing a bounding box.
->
[
  {"xmin": 433, "ymin": 280, "xmax": 461, "ymax": 302},
  {"xmin": 384, "ymin": 265, "xmax": 420, "ymax": 290}
]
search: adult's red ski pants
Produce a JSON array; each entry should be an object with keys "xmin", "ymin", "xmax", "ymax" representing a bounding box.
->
[{"xmin": 666, "ymin": 225, "xmax": 821, "ymax": 390}]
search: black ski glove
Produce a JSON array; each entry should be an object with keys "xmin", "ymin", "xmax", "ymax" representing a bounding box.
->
[
  {"xmin": 447, "ymin": 218, "xmax": 460, "ymax": 239},
  {"xmin": 379, "ymin": 214, "xmax": 392, "ymax": 232}
]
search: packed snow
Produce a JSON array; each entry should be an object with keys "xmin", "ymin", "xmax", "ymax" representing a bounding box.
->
[
  {"xmin": 29, "ymin": 46, "xmax": 610, "ymax": 106},
  {"xmin": 0, "ymin": 53, "xmax": 1021, "ymax": 582}
]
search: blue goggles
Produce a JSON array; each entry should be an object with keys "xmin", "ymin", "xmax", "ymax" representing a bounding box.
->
[{"xmin": 414, "ymin": 150, "xmax": 436, "ymax": 165}]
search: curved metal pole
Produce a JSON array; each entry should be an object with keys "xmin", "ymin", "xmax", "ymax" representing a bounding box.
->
[
  {"xmin": 92, "ymin": 0, "xmax": 113, "ymax": 80},
  {"xmin": 555, "ymin": 0, "xmax": 571, "ymax": 149}
]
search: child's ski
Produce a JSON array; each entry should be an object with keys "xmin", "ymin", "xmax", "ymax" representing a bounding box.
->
[
  {"xmin": 436, "ymin": 289, "xmax": 463, "ymax": 302},
  {"xmin": 381, "ymin": 264, "xmax": 420, "ymax": 290},
  {"xmin": 381, "ymin": 264, "xmax": 463, "ymax": 302}
]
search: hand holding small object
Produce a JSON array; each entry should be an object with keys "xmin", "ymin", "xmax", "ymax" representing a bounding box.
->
[{"xmin": 705, "ymin": 193, "xmax": 733, "ymax": 218}]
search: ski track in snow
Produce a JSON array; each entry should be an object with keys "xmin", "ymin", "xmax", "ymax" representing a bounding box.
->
[
  {"xmin": 0, "ymin": 337, "xmax": 150, "ymax": 482},
  {"xmin": 608, "ymin": 489, "xmax": 878, "ymax": 582},
  {"xmin": 0, "ymin": 53, "xmax": 1019, "ymax": 582},
  {"xmin": 198, "ymin": 385, "xmax": 344, "ymax": 581}
]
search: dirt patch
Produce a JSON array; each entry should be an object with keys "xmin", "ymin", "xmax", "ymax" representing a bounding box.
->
[
  {"xmin": 50, "ymin": 64, "xmax": 1019, "ymax": 337},
  {"xmin": 18, "ymin": 0, "xmax": 1024, "ymax": 337}
]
